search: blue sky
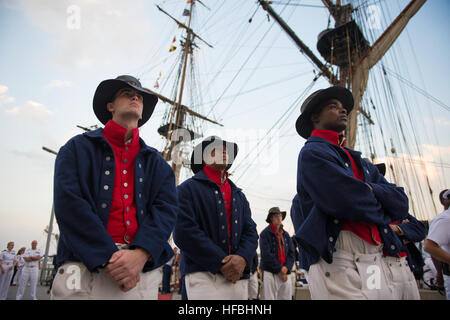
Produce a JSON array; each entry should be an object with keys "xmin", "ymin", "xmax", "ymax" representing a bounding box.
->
[{"xmin": 0, "ymin": 0, "xmax": 449, "ymax": 254}]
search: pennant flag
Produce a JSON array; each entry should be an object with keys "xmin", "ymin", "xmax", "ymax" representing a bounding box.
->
[
  {"xmin": 154, "ymin": 80, "xmax": 159, "ymax": 89},
  {"xmin": 178, "ymin": 22, "xmax": 185, "ymax": 29},
  {"xmin": 187, "ymin": 0, "xmax": 192, "ymax": 3},
  {"xmin": 169, "ymin": 45, "xmax": 176, "ymax": 52},
  {"xmin": 172, "ymin": 36, "xmax": 176, "ymax": 43},
  {"xmin": 182, "ymin": 9, "xmax": 190, "ymax": 16},
  {"xmin": 159, "ymin": 72, "xmax": 162, "ymax": 78}
]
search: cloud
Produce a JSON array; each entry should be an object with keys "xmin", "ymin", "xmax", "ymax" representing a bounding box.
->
[
  {"xmin": 4, "ymin": 100, "xmax": 53, "ymax": 120},
  {"xmin": 45, "ymin": 80, "xmax": 72, "ymax": 89},
  {"xmin": 0, "ymin": 85, "xmax": 15, "ymax": 106},
  {"xmin": 16, "ymin": 0, "xmax": 158, "ymax": 68}
]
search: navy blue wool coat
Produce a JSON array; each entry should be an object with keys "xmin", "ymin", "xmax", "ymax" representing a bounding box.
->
[
  {"xmin": 259, "ymin": 225, "xmax": 295, "ymax": 274},
  {"xmin": 295, "ymin": 136, "xmax": 410, "ymax": 270},
  {"xmin": 53, "ymin": 128, "xmax": 178, "ymax": 272},
  {"xmin": 174, "ymin": 170, "xmax": 258, "ymax": 278}
]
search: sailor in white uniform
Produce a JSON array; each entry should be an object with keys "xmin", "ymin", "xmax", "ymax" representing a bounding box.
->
[
  {"xmin": 0, "ymin": 242, "xmax": 17, "ymax": 300},
  {"xmin": 12, "ymin": 248, "xmax": 26, "ymax": 286},
  {"xmin": 16, "ymin": 240, "xmax": 42, "ymax": 300}
]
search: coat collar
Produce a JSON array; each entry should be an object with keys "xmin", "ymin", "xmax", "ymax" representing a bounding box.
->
[
  {"xmin": 306, "ymin": 135, "xmax": 362, "ymax": 158},
  {"xmin": 192, "ymin": 170, "xmax": 242, "ymax": 192},
  {"xmin": 84, "ymin": 127, "xmax": 154, "ymax": 155}
]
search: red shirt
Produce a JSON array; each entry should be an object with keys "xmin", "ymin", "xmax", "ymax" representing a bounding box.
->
[
  {"xmin": 311, "ymin": 129, "xmax": 382, "ymax": 246},
  {"xmin": 103, "ymin": 120, "xmax": 141, "ymax": 244},
  {"xmin": 203, "ymin": 165, "xmax": 232, "ymax": 253}
]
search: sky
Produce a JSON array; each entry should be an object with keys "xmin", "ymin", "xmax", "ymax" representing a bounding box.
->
[{"xmin": 0, "ymin": 0, "xmax": 449, "ymax": 255}]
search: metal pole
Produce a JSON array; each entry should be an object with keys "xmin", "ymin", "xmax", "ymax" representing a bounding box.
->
[
  {"xmin": 40, "ymin": 204, "xmax": 55, "ymax": 285},
  {"xmin": 40, "ymin": 146, "xmax": 58, "ymax": 285}
]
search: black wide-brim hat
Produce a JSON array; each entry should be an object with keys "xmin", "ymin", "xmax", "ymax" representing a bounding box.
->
[
  {"xmin": 375, "ymin": 163, "xmax": 386, "ymax": 177},
  {"xmin": 266, "ymin": 207, "xmax": 286, "ymax": 223},
  {"xmin": 190, "ymin": 136, "xmax": 239, "ymax": 174},
  {"xmin": 93, "ymin": 75, "xmax": 158, "ymax": 127},
  {"xmin": 295, "ymin": 86, "xmax": 354, "ymax": 139}
]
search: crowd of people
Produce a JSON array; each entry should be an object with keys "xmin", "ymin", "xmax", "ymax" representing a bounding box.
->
[
  {"xmin": 2, "ymin": 75, "xmax": 448, "ymax": 301},
  {"xmin": 0, "ymin": 240, "xmax": 43, "ymax": 300}
]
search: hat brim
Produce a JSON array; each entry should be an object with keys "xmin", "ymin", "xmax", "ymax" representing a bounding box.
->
[
  {"xmin": 93, "ymin": 79, "xmax": 158, "ymax": 127},
  {"xmin": 295, "ymin": 86, "xmax": 354, "ymax": 139},
  {"xmin": 190, "ymin": 137, "xmax": 239, "ymax": 174},
  {"xmin": 266, "ymin": 211, "xmax": 287, "ymax": 223}
]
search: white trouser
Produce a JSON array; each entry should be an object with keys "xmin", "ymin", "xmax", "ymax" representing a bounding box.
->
[
  {"xmin": 444, "ymin": 274, "xmax": 450, "ymax": 300},
  {"xmin": 381, "ymin": 256, "xmax": 420, "ymax": 300},
  {"xmin": 307, "ymin": 230, "xmax": 394, "ymax": 300},
  {"xmin": 185, "ymin": 272, "xmax": 248, "ymax": 300},
  {"xmin": 50, "ymin": 261, "xmax": 161, "ymax": 300},
  {"xmin": 0, "ymin": 262, "xmax": 14, "ymax": 300},
  {"xmin": 248, "ymin": 272, "xmax": 259, "ymax": 300},
  {"xmin": 263, "ymin": 271, "xmax": 292, "ymax": 300},
  {"xmin": 16, "ymin": 266, "xmax": 39, "ymax": 300}
]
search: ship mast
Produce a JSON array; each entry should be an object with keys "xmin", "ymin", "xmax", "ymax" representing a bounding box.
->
[
  {"xmin": 156, "ymin": 1, "xmax": 221, "ymax": 185},
  {"xmin": 258, "ymin": 0, "xmax": 426, "ymax": 148}
]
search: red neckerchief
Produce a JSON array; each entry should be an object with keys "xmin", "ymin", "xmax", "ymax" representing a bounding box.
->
[{"xmin": 270, "ymin": 223, "xmax": 286, "ymax": 266}]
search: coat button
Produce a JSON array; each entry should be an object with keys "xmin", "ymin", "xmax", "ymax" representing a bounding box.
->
[
  {"xmin": 123, "ymin": 170, "xmax": 127, "ymax": 174},
  {"xmin": 139, "ymin": 163, "xmax": 142, "ymax": 168},
  {"xmin": 59, "ymin": 268, "xmax": 64, "ymax": 274},
  {"xmin": 123, "ymin": 159, "xmax": 128, "ymax": 163},
  {"xmin": 140, "ymin": 210, "xmax": 144, "ymax": 215},
  {"xmin": 101, "ymin": 203, "xmax": 107, "ymax": 209},
  {"xmin": 106, "ymin": 156, "xmax": 111, "ymax": 161},
  {"xmin": 329, "ymin": 237, "xmax": 333, "ymax": 242},
  {"xmin": 124, "ymin": 194, "xmax": 128, "ymax": 199},
  {"xmin": 345, "ymin": 163, "xmax": 349, "ymax": 167},
  {"xmin": 325, "ymin": 272, "xmax": 330, "ymax": 277},
  {"xmin": 215, "ymin": 191, "xmax": 219, "ymax": 194},
  {"xmin": 139, "ymin": 178, "xmax": 143, "ymax": 183},
  {"xmin": 126, "ymin": 207, "xmax": 129, "ymax": 212},
  {"xmin": 334, "ymin": 219, "xmax": 339, "ymax": 224},
  {"xmin": 105, "ymin": 170, "xmax": 110, "ymax": 175},
  {"xmin": 222, "ymin": 225, "xmax": 225, "ymax": 230},
  {"xmin": 235, "ymin": 209, "xmax": 237, "ymax": 212},
  {"xmin": 104, "ymin": 185, "xmax": 109, "ymax": 190},
  {"xmin": 139, "ymin": 193, "xmax": 142, "ymax": 198},
  {"xmin": 384, "ymin": 228, "xmax": 388, "ymax": 233},
  {"xmin": 390, "ymin": 245, "xmax": 396, "ymax": 250},
  {"xmin": 235, "ymin": 220, "xmax": 238, "ymax": 224},
  {"xmin": 218, "ymin": 200, "xmax": 221, "ymax": 204},
  {"xmin": 220, "ymin": 212, "xmax": 223, "ymax": 216},
  {"xmin": 235, "ymin": 233, "xmax": 238, "ymax": 237},
  {"xmin": 222, "ymin": 240, "xmax": 226, "ymax": 244},
  {"xmin": 124, "ymin": 235, "xmax": 130, "ymax": 241},
  {"xmin": 126, "ymin": 221, "xmax": 130, "ymax": 226}
]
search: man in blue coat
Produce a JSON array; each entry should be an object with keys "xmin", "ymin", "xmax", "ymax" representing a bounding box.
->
[
  {"xmin": 174, "ymin": 136, "xmax": 258, "ymax": 300},
  {"xmin": 51, "ymin": 75, "xmax": 178, "ymax": 299},
  {"xmin": 260, "ymin": 207, "xmax": 295, "ymax": 300},
  {"xmin": 294, "ymin": 86, "xmax": 409, "ymax": 299}
]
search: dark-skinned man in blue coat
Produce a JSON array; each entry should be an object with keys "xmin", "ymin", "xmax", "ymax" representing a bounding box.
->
[{"xmin": 294, "ymin": 86, "xmax": 410, "ymax": 299}]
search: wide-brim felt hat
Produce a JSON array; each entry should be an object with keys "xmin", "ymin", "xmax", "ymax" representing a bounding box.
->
[
  {"xmin": 295, "ymin": 86, "xmax": 354, "ymax": 139},
  {"xmin": 374, "ymin": 163, "xmax": 386, "ymax": 177},
  {"xmin": 93, "ymin": 75, "xmax": 158, "ymax": 127},
  {"xmin": 266, "ymin": 207, "xmax": 286, "ymax": 223},
  {"xmin": 190, "ymin": 136, "xmax": 239, "ymax": 174}
]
